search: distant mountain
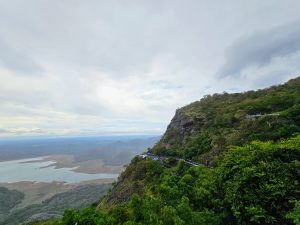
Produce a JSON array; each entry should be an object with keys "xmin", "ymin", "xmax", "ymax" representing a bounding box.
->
[{"xmin": 0, "ymin": 136, "xmax": 160, "ymax": 165}]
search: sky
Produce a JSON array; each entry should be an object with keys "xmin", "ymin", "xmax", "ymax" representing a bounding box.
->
[{"xmin": 1, "ymin": 0, "xmax": 300, "ymax": 137}]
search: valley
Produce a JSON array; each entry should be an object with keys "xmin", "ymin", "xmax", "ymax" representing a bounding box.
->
[{"xmin": 0, "ymin": 135, "xmax": 159, "ymax": 225}]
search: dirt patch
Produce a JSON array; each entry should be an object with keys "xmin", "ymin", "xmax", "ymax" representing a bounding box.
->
[{"xmin": 42, "ymin": 154, "xmax": 124, "ymax": 174}]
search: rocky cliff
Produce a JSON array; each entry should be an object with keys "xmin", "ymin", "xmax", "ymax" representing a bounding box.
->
[{"xmin": 102, "ymin": 76, "xmax": 300, "ymax": 207}]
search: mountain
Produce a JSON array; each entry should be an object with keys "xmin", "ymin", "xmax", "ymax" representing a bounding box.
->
[
  {"xmin": 102, "ymin": 76, "xmax": 300, "ymax": 207},
  {"xmin": 28, "ymin": 77, "xmax": 300, "ymax": 225},
  {"xmin": 151, "ymin": 76, "xmax": 300, "ymax": 164}
]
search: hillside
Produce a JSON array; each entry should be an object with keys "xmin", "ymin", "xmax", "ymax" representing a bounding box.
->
[
  {"xmin": 1, "ymin": 184, "xmax": 110, "ymax": 225},
  {"xmin": 28, "ymin": 76, "xmax": 300, "ymax": 225},
  {"xmin": 0, "ymin": 187, "xmax": 24, "ymax": 217},
  {"xmin": 102, "ymin": 76, "xmax": 300, "ymax": 207},
  {"xmin": 152, "ymin": 76, "xmax": 300, "ymax": 164}
]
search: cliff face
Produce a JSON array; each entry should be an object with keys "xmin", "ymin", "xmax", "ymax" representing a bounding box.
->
[
  {"xmin": 158, "ymin": 109, "xmax": 202, "ymax": 149},
  {"xmin": 102, "ymin": 76, "xmax": 300, "ymax": 207},
  {"xmin": 152, "ymin": 76, "xmax": 300, "ymax": 164}
]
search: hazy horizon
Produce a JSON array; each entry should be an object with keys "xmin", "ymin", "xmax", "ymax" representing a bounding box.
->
[
  {"xmin": 0, "ymin": 133, "xmax": 161, "ymax": 140},
  {"xmin": 1, "ymin": 0, "xmax": 300, "ymax": 137}
]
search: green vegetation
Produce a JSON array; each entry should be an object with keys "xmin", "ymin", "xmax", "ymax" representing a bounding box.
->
[
  {"xmin": 217, "ymin": 136, "xmax": 300, "ymax": 224},
  {"xmin": 27, "ymin": 77, "xmax": 300, "ymax": 225},
  {"xmin": 0, "ymin": 187, "xmax": 24, "ymax": 213},
  {"xmin": 37, "ymin": 135, "xmax": 300, "ymax": 225},
  {"xmin": 1, "ymin": 184, "xmax": 110, "ymax": 225},
  {"xmin": 152, "ymin": 77, "xmax": 300, "ymax": 165},
  {"xmin": 287, "ymin": 201, "xmax": 300, "ymax": 225}
]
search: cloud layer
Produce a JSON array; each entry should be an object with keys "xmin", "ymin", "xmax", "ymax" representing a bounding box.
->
[
  {"xmin": 0, "ymin": 0, "xmax": 300, "ymax": 137},
  {"xmin": 218, "ymin": 21, "xmax": 300, "ymax": 78}
]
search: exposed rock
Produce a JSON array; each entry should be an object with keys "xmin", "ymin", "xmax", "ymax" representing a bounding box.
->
[{"xmin": 158, "ymin": 109, "xmax": 204, "ymax": 150}]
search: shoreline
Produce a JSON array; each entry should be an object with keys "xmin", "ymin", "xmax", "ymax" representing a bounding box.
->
[{"xmin": 21, "ymin": 154, "xmax": 124, "ymax": 174}]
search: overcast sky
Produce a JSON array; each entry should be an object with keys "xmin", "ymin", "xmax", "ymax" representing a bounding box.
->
[{"xmin": 1, "ymin": 0, "xmax": 300, "ymax": 137}]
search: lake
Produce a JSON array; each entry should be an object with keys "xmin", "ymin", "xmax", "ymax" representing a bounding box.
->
[{"xmin": 0, "ymin": 157, "xmax": 118, "ymax": 184}]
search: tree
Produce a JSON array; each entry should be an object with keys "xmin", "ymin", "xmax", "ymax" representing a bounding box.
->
[{"xmin": 217, "ymin": 135, "xmax": 300, "ymax": 225}]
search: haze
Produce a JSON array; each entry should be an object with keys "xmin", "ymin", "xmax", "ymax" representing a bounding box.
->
[{"xmin": 1, "ymin": 0, "xmax": 300, "ymax": 137}]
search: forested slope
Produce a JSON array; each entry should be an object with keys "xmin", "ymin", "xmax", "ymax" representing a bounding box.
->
[
  {"xmin": 30, "ymin": 77, "xmax": 300, "ymax": 225},
  {"xmin": 152, "ymin": 76, "xmax": 300, "ymax": 165},
  {"xmin": 103, "ymin": 76, "xmax": 300, "ymax": 208}
]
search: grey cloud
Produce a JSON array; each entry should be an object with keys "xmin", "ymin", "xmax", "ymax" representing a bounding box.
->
[
  {"xmin": 150, "ymin": 80, "xmax": 183, "ymax": 90},
  {"xmin": 0, "ymin": 39, "xmax": 43, "ymax": 75},
  {"xmin": 218, "ymin": 20, "xmax": 300, "ymax": 77},
  {"xmin": 0, "ymin": 0, "xmax": 173, "ymax": 75},
  {"xmin": 1, "ymin": 0, "xmax": 300, "ymax": 136},
  {"xmin": 254, "ymin": 70, "xmax": 296, "ymax": 88},
  {"xmin": 1, "ymin": 0, "xmax": 300, "ymax": 77}
]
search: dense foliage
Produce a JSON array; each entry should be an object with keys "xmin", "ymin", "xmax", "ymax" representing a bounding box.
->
[
  {"xmin": 287, "ymin": 201, "xmax": 300, "ymax": 225},
  {"xmin": 0, "ymin": 187, "xmax": 24, "ymax": 213},
  {"xmin": 216, "ymin": 136, "xmax": 300, "ymax": 224},
  {"xmin": 28, "ymin": 77, "xmax": 300, "ymax": 225},
  {"xmin": 36, "ymin": 135, "xmax": 300, "ymax": 225},
  {"xmin": 152, "ymin": 77, "xmax": 300, "ymax": 165},
  {"xmin": 1, "ymin": 184, "xmax": 110, "ymax": 225}
]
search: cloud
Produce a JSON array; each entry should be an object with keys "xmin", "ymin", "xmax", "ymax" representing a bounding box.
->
[
  {"xmin": 0, "ymin": 39, "xmax": 44, "ymax": 75},
  {"xmin": 1, "ymin": 1, "xmax": 300, "ymax": 136},
  {"xmin": 218, "ymin": 20, "xmax": 300, "ymax": 78}
]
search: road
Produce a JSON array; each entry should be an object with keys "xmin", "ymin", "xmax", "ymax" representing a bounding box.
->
[{"xmin": 139, "ymin": 152, "xmax": 200, "ymax": 167}]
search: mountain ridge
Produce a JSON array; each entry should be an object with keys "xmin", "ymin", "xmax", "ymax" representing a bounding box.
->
[
  {"xmin": 151, "ymin": 76, "xmax": 300, "ymax": 164},
  {"xmin": 27, "ymin": 76, "xmax": 300, "ymax": 225}
]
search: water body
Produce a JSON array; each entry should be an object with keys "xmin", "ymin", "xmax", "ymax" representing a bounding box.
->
[{"xmin": 0, "ymin": 157, "xmax": 118, "ymax": 184}]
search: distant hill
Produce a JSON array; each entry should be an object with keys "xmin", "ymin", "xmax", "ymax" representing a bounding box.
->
[
  {"xmin": 0, "ymin": 136, "xmax": 160, "ymax": 165},
  {"xmin": 0, "ymin": 187, "xmax": 24, "ymax": 215},
  {"xmin": 1, "ymin": 184, "xmax": 110, "ymax": 225}
]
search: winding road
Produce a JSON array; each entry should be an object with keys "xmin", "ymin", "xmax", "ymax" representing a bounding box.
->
[{"xmin": 139, "ymin": 152, "xmax": 200, "ymax": 167}]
